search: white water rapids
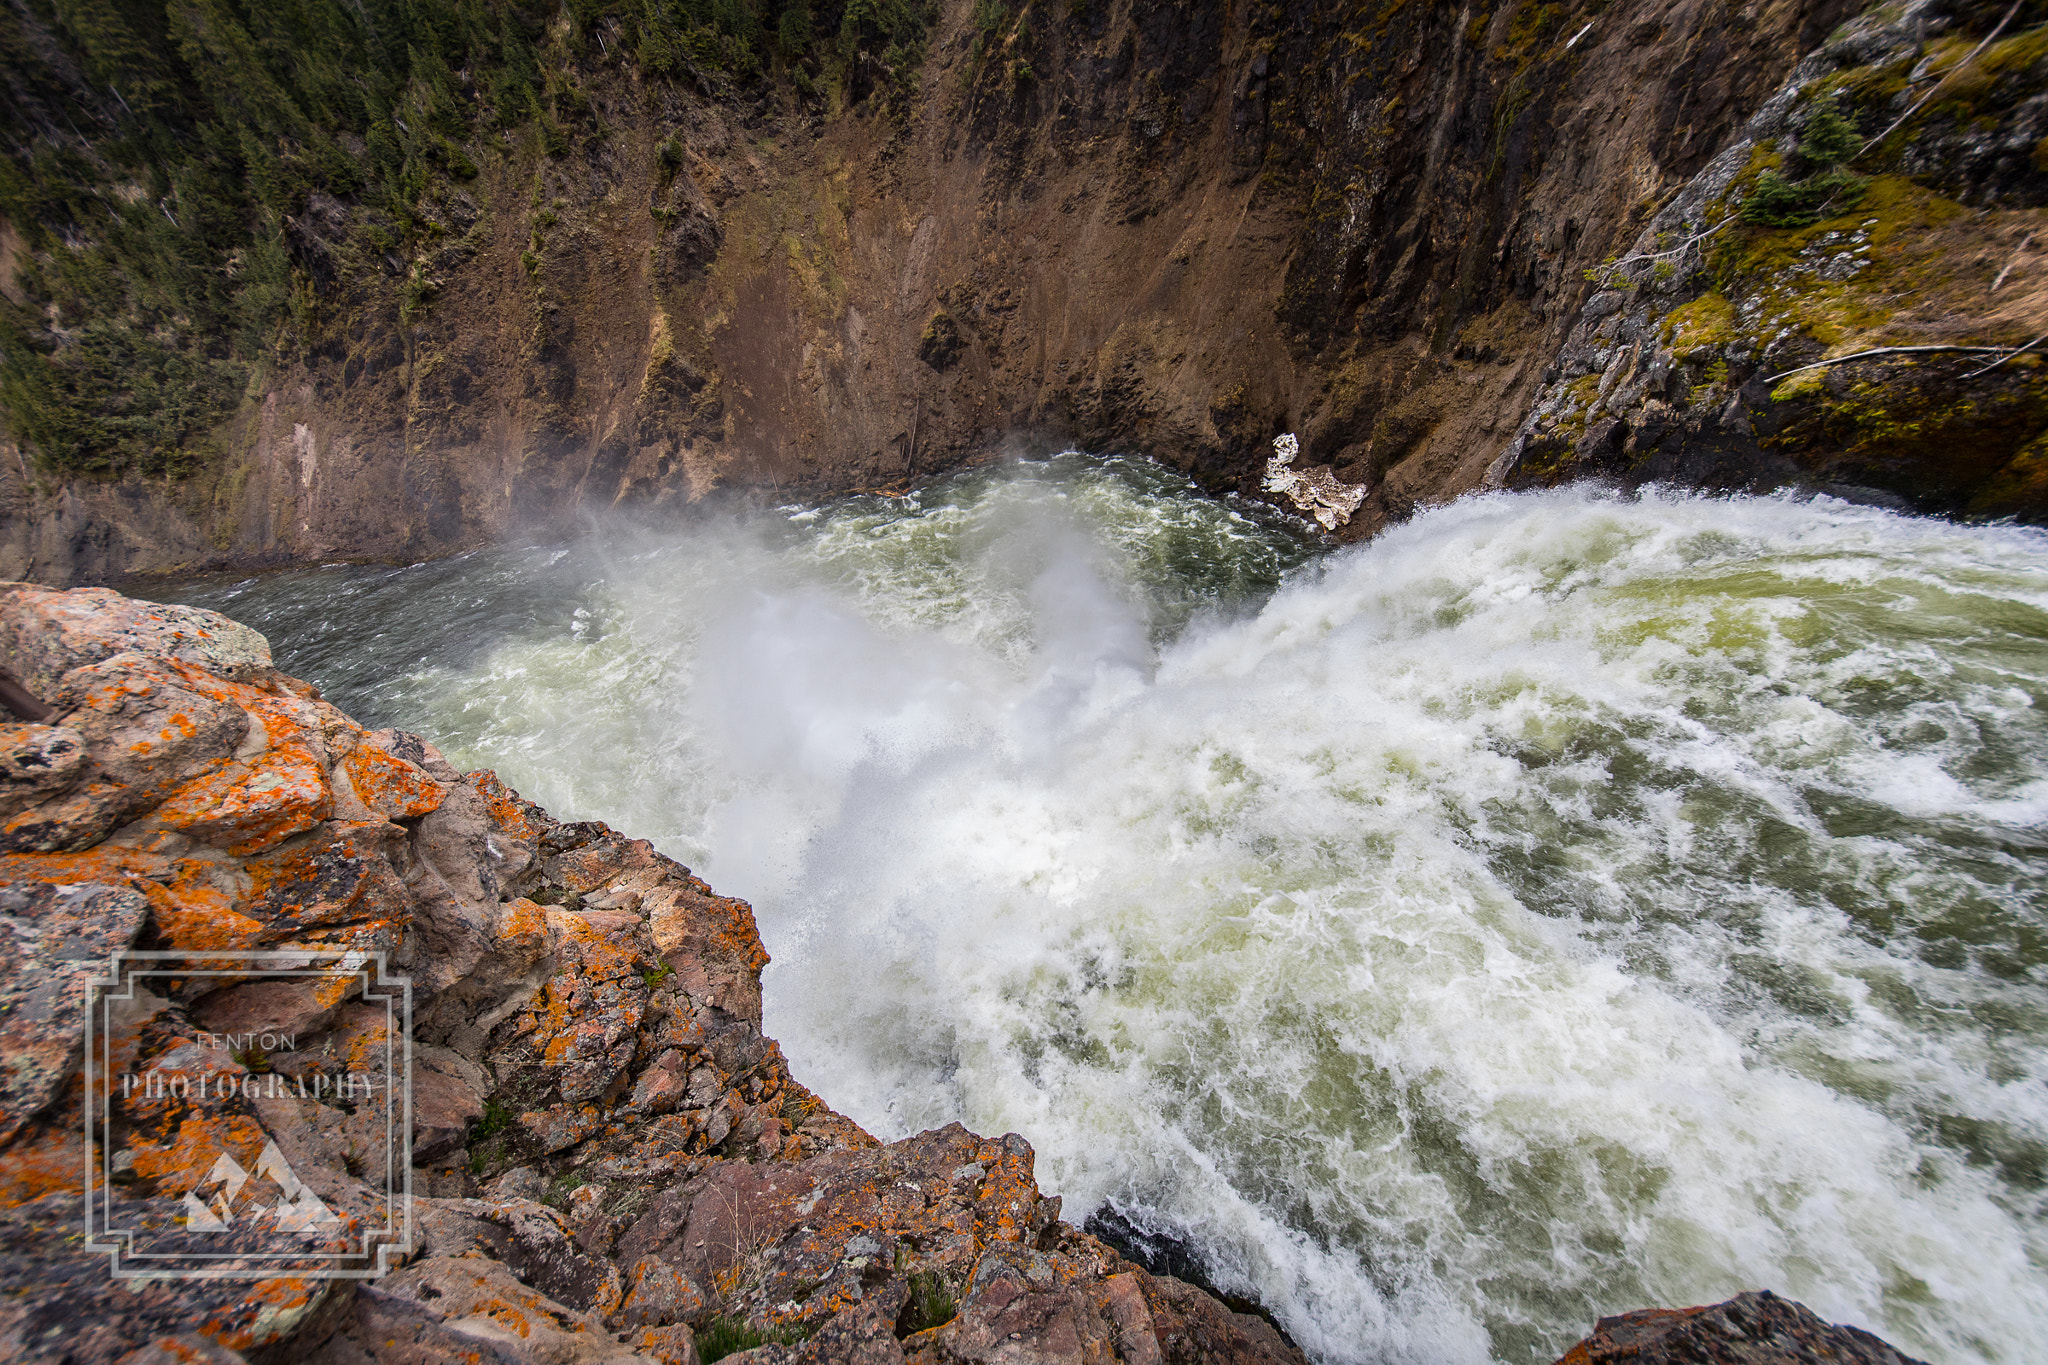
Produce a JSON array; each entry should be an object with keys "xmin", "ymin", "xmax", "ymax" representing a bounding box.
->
[{"xmin": 164, "ymin": 456, "xmax": 2048, "ymax": 1365}]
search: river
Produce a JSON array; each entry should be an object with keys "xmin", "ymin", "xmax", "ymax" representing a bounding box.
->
[{"xmin": 152, "ymin": 454, "xmax": 2048, "ymax": 1365}]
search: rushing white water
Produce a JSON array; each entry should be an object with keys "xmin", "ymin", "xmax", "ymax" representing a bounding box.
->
[{"xmin": 164, "ymin": 456, "xmax": 2048, "ymax": 1365}]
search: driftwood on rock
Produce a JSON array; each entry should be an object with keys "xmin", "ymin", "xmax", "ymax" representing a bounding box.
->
[{"xmin": 1763, "ymin": 343, "xmax": 2023, "ymax": 384}]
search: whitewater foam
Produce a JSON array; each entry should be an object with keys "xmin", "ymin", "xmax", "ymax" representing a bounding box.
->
[{"xmin": 168, "ymin": 465, "xmax": 2048, "ymax": 1365}]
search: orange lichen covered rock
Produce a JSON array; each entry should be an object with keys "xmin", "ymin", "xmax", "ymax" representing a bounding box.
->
[
  {"xmin": 335, "ymin": 740, "xmax": 445, "ymax": 822},
  {"xmin": 241, "ymin": 819, "xmax": 414, "ymax": 948},
  {"xmin": 153, "ymin": 748, "xmax": 332, "ymax": 854}
]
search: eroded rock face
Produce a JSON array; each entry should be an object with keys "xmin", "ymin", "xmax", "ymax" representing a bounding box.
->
[
  {"xmin": 0, "ymin": 583, "xmax": 1310, "ymax": 1365},
  {"xmin": 1551, "ymin": 1291, "xmax": 1932, "ymax": 1365},
  {"xmin": 1493, "ymin": 0, "xmax": 2048, "ymax": 517},
  {"xmin": 2, "ymin": 0, "xmax": 1899, "ymax": 583}
]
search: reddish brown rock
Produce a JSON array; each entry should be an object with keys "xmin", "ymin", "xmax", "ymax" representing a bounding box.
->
[
  {"xmin": 1551, "ymin": 1292, "xmax": 1932, "ymax": 1365},
  {"xmin": 311, "ymin": 1255, "xmax": 629, "ymax": 1365},
  {"xmin": 624, "ymin": 1326, "xmax": 702, "ymax": 1365},
  {"xmin": 410, "ymin": 1060, "xmax": 488, "ymax": 1164},
  {"xmin": 115, "ymin": 1334, "xmax": 252, "ymax": 1365},
  {"xmin": 614, "ymin": 1256, "xmax": 711, "ymax": 1330}
]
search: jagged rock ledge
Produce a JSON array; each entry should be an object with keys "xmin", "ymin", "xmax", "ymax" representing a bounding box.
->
[{"xmin": 0, "ymin": 585, "xmax": 1931, "ymax": 1365}]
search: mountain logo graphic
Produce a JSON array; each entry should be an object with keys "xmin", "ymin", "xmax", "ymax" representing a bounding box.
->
[{"xmin": 181, "ymin": 1140, "xmax": 341, "ymax": 1234}]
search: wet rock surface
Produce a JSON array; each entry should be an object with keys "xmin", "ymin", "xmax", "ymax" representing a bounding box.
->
[{"xmin": 1552, "ymin": 1290, "xmax": 1932, "ymax": 1365}]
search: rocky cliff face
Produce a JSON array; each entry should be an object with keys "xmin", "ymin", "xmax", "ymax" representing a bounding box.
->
[
  {"xmin": 1494, "ymin": 0, "xmax": 2048, "ymax": 511},
  {"xmin": 17, "ymin": 0, "xmax": 2038, "ymax": 586}
]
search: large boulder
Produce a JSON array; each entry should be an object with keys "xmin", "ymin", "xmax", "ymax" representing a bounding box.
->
[{"xmin": 1550, "ymin": 1290, "xmax": 1931, "ymax": 1365}]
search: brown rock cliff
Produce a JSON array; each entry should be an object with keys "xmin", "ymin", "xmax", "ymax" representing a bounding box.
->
[{"xmin": 2, "ymin": 0, "xmax": 1898, "ymax": 584}]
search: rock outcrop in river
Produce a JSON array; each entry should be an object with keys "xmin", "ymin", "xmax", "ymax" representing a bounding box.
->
[{"xmin": 0, "ymin": 586, "xmax": 1942, "ymax": 1365}]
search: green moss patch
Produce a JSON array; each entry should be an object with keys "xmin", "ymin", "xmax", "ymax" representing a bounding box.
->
[
  {"xmin": 1929, "ymin": 27, "xmax": 2048, "ymax": 116},
  {"xmin": 1769, "ymin": 359, "xmax": 2048, "ymax": 511},
  {"xmin": 1662, "ymin": 292, "xmax": 1735, "ymax": 360},
  {"xmin": 1709, "ymin": 177, "xmax": 1980, "ymax": 361}
]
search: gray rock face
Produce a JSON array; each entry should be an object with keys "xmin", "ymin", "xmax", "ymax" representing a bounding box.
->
[
  {"xmin": 1490, "ymin": 0, "xmax": 2048, "ymax": 518},
  {"xmin": 0, "ymin": 585, "xmax": 271, "ymax": 695},
  {"xmin": 0, "ymin": 880, "xmax": 147, "ymax": 1145}
]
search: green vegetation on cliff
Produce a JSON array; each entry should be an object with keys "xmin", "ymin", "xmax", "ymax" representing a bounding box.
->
[{"xmin": 0, "ymin": 0, "xmax": 930, "ymax": 478}]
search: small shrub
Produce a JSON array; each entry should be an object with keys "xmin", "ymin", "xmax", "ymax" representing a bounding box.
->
[
  {"xmin": 1740, "ymin": 95, "xmax": 1869, "ymax": 226},
  {"xmin": 1741, "ymin": 169, "xmax": 1824, "ymax": 226},
  {"xmin": 698, "ymin": 1317, "xmax": 761, "ymax": 1363},
  {"xmin": 1808, "ymin": 164, "xmax": 1870, "ymax": 202},
  {"xmin": 698, "ymin": 1315, "xmax": 816, "ymax": 1364},
  {"xmin": 1739, "ymin": 165, "xmax": 1870, "ymax": 226},
  {"xmin": 543, "ymin": 1169, "xmax": 587, "ymax": 1207},
  {"xmin": 470, "ymin": 1099, "xmax": 514, "ymax": 1141},
  {"xmin": 1801, "ymin": 96, "xmax": 1861, "ymax": 168}
]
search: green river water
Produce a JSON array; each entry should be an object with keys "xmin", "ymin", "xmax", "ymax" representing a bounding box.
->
[{"xmin": 155, "ymin": 455, "xmax": 2048, "ymax": 1365}]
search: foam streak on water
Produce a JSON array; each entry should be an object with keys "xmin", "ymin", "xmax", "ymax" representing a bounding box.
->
[{"xmin": 163, "ymin": 458, "xmax": 2048, "ymax": 1365}]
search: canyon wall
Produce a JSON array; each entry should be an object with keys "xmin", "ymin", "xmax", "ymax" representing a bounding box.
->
[{"xmin": 1, "ymin": 0, "xmax": 2042, "ymax": 586}]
